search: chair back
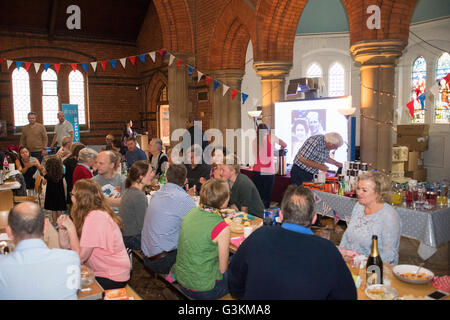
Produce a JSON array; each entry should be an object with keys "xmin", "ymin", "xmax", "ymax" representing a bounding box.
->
[
  {"xmin": 0, "ymin": 210, "xmax": 9, "ymax": 229},
  {"xmin": 0, "ymin": 190, "xmax": 14, "ymax": 212}
]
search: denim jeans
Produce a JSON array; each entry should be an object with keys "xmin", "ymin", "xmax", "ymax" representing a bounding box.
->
[
  {"xmin": 143, "ymin": 250, "xmax": 177, "ymax": 275},
  {"xmin": 253, "ymin": 171, "xmax": 275, "ymax": 208},
  {"xmin": 179, "ymin": 271, "xmax": 229, "ymax": 300},
  {"xmin": 123, "ymin": 234, "xmax": 141, "ymax": 250}
]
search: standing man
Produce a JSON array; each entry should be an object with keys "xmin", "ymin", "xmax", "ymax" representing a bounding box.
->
[
  {"xmin": 50, "ymin": 111, "xmax": 74, "ymax": 152},
  {"xmin": 19, "ymin": 112, "xmax": 48, "ymax": 163},
  {"xmin": 125, "ymin": 137, "xmax": 147, "ymax": 169},
  {"xmin": 228, "ymin": 185, "xmax": 356, "ymax": 300}
]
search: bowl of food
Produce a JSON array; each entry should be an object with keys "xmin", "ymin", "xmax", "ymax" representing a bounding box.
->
[
  {"xmin": 392, "ymin": 264, "xmax": 434, "ymax": 285},
  {"xmin": 365, "ymin": 284, "xmax": 398, "ymax": 300},
  {"xmin": 81, "ymin": 265, "xmax": 94, "ymax": 288}
]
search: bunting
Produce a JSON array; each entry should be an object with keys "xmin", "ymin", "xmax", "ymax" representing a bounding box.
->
[
  {"xmin": 100, "ymin": 61, "xmax": 107, "ymax": 71},
  {"xmin": 223, "ymin": 84, "xmax": 229, "ymax": 96},
  {"xmin": 242, "ymin": 93, "xmax": 249, "ymax": 104},
  {"xmin": 129, "ymin": 56, "xmax": 136, "ymax": 66},
  {"xmin": 406, "ymin": 100, "xmax": 415, "ymax": 119},
  {"xmin": 213, "ymin": 80, "xmax": 220, "ymax": 91},
  {"xmin": 16, "ymin": 61, "xmax": 22, "ymax": 70},
  {"xmin": 157, "ymin": 49, "xmax": 166, "ymax": 58},
  {"xmin": 91, "ymin": 62, "xmax": 97, "ymax": 72},
  {"xmin": 81, "ymin": 63, "xmax": 88, "ymax": 72},
  {"xmin": 205, "ymin": 76, "xmax": 211, "ymax": 87},
  {"xmin": 119, "ymin": 58, "xmax": 127, "ymax": 69},
  {"xmin": 169, "ymin": 54, "xmax": 175, "ymax": 66},
  {"xmin": 44, "ymin": 63, "xmax": 51, "ymax": 71},
  {"xmin": 34, "ymin": 63, "xmax": 41, "ymax": 73},
  {"xmin": 177, "ymin": 59, "xmax": 183, "ymax": 70},
  {"xmin": 231, "ymin": 89, "xmax": 238, "ymax": 100},
  {"xmin": 71, "ymin": 63, "xmax": 77, "ymax": 72},
  {"xmin": 197, "ymin": 71, "xmax": 204, "ymax": 82},
  {"xmin": 7, "ymin": 60, "xmax": 13, "ymax": 69},
  {"xmin": 149, "ymin": 51, "xmax": 156, "ymax": 63},
  {"xmin": 188, "ymin": 66, "xmax": 194, "ymax": 76},
  {"xmin": 139, "ymin": 54, "xmax": 146, "ymax": 64},
  {"xmin": 25, "ymin": 62, "xmax": 31, "ymax": 72},
  {"xmin": 54, "ymin": 64, "xmax": 61, "ymax": 74},
  {"xmin": 110, "ymin": 60, "xmax": 117, "ymax": 70}
]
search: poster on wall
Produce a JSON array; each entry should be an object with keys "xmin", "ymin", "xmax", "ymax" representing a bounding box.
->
[
  {"xmin": 0, "ymin": 120, "xmax": 6, "ymax": 137},
  {"xmin": 61, "ymin": 104, "xmax": 80, "ymax": 143}
]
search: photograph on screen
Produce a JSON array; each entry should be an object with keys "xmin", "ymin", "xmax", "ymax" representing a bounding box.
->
[{"xmin": 290, "ymin": 109, "xmax": 326, "ymax": 159}]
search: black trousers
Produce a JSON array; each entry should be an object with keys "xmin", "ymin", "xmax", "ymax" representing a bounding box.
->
[
  {"xmin": 253, "ymin": 171, "xmax": 275, "ymax": 208},
  {"xmin": 95, "ymin": 276, "xmax": 128, "ymax": 291}
]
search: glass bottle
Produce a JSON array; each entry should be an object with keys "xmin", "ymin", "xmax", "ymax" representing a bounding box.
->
[{"xmin": 366, "ymin": 235, "xmax": 383, "ymax": 285}]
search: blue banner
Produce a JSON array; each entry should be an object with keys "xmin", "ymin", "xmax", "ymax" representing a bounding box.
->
[{"xmin": 62, "ymin": 104, "xmax": 80, "ymax": 143}]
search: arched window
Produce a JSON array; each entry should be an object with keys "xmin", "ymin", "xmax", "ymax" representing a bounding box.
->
[
  {"xmin": 411, "ymin": 56, "xmax": 426, "ymax": 123},
  {"xmin": 328, "ymin": 62, "xmax": 345, "ymax": 97},
  {"xmin": 12, "ymin": 68, "xmax": 31, "ymax": 127},
  {"xmin": 434, "ymin": 52, "xmax": 450, "ymax": 124},
  {"xmin": 158, "ymin": 86, "xmax": 170, "ymax": 147},
  {"xmin": 69, "ymin": 70, "xmax": 86, "ymax": 125},
  {"xmin": 42, "ymin": 69, "xmax": 59, "ymax": 125},
  {"xmin": 306, "ymin": 63, "xmax": 322, "ymax": 78}
]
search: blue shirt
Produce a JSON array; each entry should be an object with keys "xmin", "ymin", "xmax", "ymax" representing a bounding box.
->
[
  {"xmin": 293, "ymin": 135, "xmax": 330, "ymax": 174},
  {"xmin": 0, "ymin": 239, "xmax": 81, "ymax": 300},
  {"xmin": 125, "ymin": 148, "xmax": 148, "ymax": 169},
  {"xmin": 141, "ymin": 183, "xmax": 196, "ymax": 257},
  {"xmin": 281, "ymin": 222, "xmax": 314, "ymax": 235}
]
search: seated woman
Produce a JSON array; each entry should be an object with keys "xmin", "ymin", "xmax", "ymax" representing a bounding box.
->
[
  {"xmin": 218, "ymin": 154, "xmax": 265, "ymax": 218},
  {"xmin": 15, "ymin": 146, "xmax": 46, "ymax": 192},
  {"xmin": 172, "ymin": 179, "xmax": 231, "ymax": 300},
  {"xmin": 339, "ymin": 171, "xmax": 401, "ymax": 265},
  {"xmin": 57, "ymin": 179, "xmax": 131, "ymax": 290},
  {"xmin": 72, "ymin": 148, "xmax": 98, "ymax": 186},
  {"xmin": 119, "ymin": 160, "xmax": 154, "ymax": 250}
]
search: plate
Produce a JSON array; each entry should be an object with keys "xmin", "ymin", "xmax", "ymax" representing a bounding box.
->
[
  {"xmin": 392, "ymin": 264, "xmax": 434, "ymax": 284},
  {"xmin": 365, "ymin": 284, "xmax": 398, "ymax": 300}
]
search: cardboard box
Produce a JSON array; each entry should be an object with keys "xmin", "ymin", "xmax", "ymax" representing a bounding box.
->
[
  {"xmin": 405, "ymin": 151, "xmax": 424, "ymax": 171},
  {"xmin": 391, "ymin": 162, "xmax": 405, "ymax": 173},
  {"xmin": 392, "ymin": 146, "xmax": 409, "ymax": 161},
  {"xmin": 405, "ymin": 168, "xmax": 427, "ymax": 182},
  {"xmin": 396, "ymin": 134, "xmax": 428, "ymax": 151},
  {"xmin": 397, "ymin": 124, "xmax": 429, "ymax": 136},
  {"xmin": 391, "ymin": 171, "xmax": 405, "ymax": 178}
]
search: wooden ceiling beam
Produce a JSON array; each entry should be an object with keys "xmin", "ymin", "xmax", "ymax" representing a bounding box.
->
[{"xmin": 48, "ymin": 0, "xmax": 59, "ymax": 41}]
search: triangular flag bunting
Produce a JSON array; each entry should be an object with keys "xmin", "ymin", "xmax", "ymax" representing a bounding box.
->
[
  {"xmin": 71, "ymin": 63, "xmax": 77, "ymax": 72},
  {"xmin": 54, "ymin": 64, "xmax": 61, "ymax": 74},
  {"xmin": 81, "ymin": 63, "xmax": 88, "ymax": 72},
  {"xmin": 406, "ymin": 100, "xmax": 415, "ymax": 119},
  {"xmin": 149, "ymin": 52, "xmax": 156, "ymax": 63},
  {"xmin": 16, "ymin": 61, "xmax": 22, "ymax": 70},
  {"xmin": 242, "ymin": 93, "xmax": 249, "ymax": 104},
  {"xmin": 34, "ymin": 63, "xmax": 41, "ymax": 73},
  {"xmin": 188, "ymin": 66, "xmax": 194, "ymax": 76},
  {"xmin": 223, "ymin": 84, "xmax": 229, "ymax": 96},
  {"xmin": 100, "ymin": 61, "xmax": 107, "ymax": 71},
  {"xmin": 231, "ymin": 89, "xmax": 238, "ymax": 100},
  {"xmin": 110, "ymin": 60, "xmax": 117, "ymax": 70},
  {"xmin": 418, "ymin": 93, "xmax": 426, "ymax": 110},
  {"xmin": 91, "ymin": 62, "xmax": 97, "ymax": 72},
  {"xmin": 139, "ymin": 54, "xmax": 146, "ymax": 64},
  {"xmin": 205, "ymin": 76, "xmax": 211, "ymax": 87},
  {"xmin": 157, "ymin": 49, "xmax": 166, "ymax": 58},
  {"xmin": 7, "ymin": 60, "xmax": 13, "ymax": 69},
  {"xmin": 25, "ymin": 62, "xmax": 32, "ymax": 71},
  {"xmin": 169, "ymin": 54, "xmax": 175, "ymax": 66},
  {"xmin": 119, "ymin": 58, "xmax": 126, "ymax": 69},
  {"xmin": 197, "ymin": 71, "xmax": 204, "ymax": 82},
  {"xmin": 129, "ymin": 56, "xmax": 136, "ymax": 66},
  {"xmin": 177, "ymin": 59, "xmax": 183, "ymax": 69},
  {"xmin": 213, "ymin": 80, "xmax": 220, "ymax": 91},
  {"xmin": 44, "ymin": 63, "xmax": 51, "ymax": 71}
]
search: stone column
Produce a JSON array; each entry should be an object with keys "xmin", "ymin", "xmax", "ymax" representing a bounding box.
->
[
  {"xmin": 350, "ymin": 40, "xmax": 406, "ymax": 173},
  {"xmin": 253, "ymin": 61, "xmax": 292, "ymax": 129}
]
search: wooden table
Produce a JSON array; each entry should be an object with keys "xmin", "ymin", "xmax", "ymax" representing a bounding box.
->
[
  {"xmin": 78, "ymin": 279, "xmax": 104, "ymax": 300},
  {"xmin": 0, "ymin": 180, "xmax": 21, "ymax": 191},
  {"xmin": 229, "ymin": 216, "xmax": 263, "ymax": 252}
]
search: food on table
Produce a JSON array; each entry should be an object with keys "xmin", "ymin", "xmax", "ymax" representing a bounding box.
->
[
  {"xmin": 399, "ymin": 272, "xmax": 432, "ymax": 281},
  {"xmin": 366, "ymin": 287, "xmax": 395, "ymax": 300},
  {"xmin": 244, "ymin": 221, "xmax": 251, "ymax": 227}
]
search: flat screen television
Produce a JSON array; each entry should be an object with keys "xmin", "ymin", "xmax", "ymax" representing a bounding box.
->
[{"xmin": 274, "ymin": 96, "xmax": 351, "ymax": 170}]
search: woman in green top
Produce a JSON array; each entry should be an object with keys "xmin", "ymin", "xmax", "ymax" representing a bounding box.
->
[{"xmin": 172, "ymin": 179, "xmax": 231, "ymax": 300}]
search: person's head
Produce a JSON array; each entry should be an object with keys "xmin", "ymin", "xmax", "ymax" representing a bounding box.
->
[
  {"xmin": 77, "ymin": 148, "xmax": 98, "ymax": 168},
  {"xmin": 95, "ymin": 151, "xmax": 118, "ymax": 176},
  {"xmin": 69, "ymin": 143, "xmax": 85, "ymax": 159},
  {"xmin": 57, "ymin": 111, "xmax": 65, "ymax": 124},
  {"xmin": 185, "ymin": 116, "xmax": 196, "ymax": 129},
  {"xmin": 256, "ymin": 123, "xmax": 270, "ymax": 152},
  {"xmin": 324, "ymin": 132, "xmax": 343, "ymax": 150},
  {"xmin": 125, "ymin": 160, "xmax": 154, "ymax": 188},
  {"xmin": 149, "ymin": 138, "xmax": 163, "ymax": 155},
  {"xmin": 70, "ymin": 179, "xmax": 122, "ymax": 237},
  {"xmin": 211, "ymin": 147, "xmax": 227, "ymax": 164},
  {"xmin": 126, "ymin": 137, "xmax": 137, "ymax": 152},
  {"xmin": 61, "ymin": 136, "xmax": 72, "ymax": 150},
  {"xmin": 126, "ymin": 120, "xmax": 133, "ymax": 128},
  {"xmin": 6, "ymin": 202, "xmax": 48, "ymax": 244},
  {"xmin": 45, "ymin": 156, "xmax": 64, "ymax": 182},
  {"xmin": 306, "ymin": 111, "xmax": 321, "ymax": 134},
  {"xmin": 166, "ymin": 164, "xmax": 187, "ymax": 187},
  {"xmin": 112, "ymin": 150, "xmax": 122, "ymax": 171},
  {"xmin": 187, "ymin": 145, "xmax": 203, "ymax": 165},
  {"xmin": 200, "ymin": 179, "xmax": 230, "ymax": 209},
  {"xmin": 280, "ymin": 185, "xmax": 316, "ymax": 227},
  {"xmin": 18, "ymin": 146, "xmax": 31, "ymax": 161},
  {"xmin": 356, "ymin": 171, "xmax": 391, "ymax": 206},
  {"xmin": 219, "ymin": 154, "xmax": 241, "ymax": 180},
  {"xmin": 293, "ymin": 120, "xmax": 308, "ymax": 139},
  {"xmin": 106, "ymin": 134, "xmax": 114, "ymax": 146},
  {"xmin": 27, "ymin": 112, "xmax": 37, "ymax": 125}
]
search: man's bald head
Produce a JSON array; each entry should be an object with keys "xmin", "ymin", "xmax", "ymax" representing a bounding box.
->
[{"xmin": 8, "ymin": 202, "xmax": 45, "ymax": 241}]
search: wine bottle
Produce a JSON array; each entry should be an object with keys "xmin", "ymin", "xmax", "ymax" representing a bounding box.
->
[{"xmin": 365, "ymin": 235, "xmax": 383, "ymax": 285}]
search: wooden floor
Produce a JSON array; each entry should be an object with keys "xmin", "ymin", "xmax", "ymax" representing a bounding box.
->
[{"xmin": 128, "ymin": 216, "xmax": 449, "ymax": 300}]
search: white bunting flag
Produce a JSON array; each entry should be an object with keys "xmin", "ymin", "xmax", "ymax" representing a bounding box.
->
[
  {"xmin": 429, "ymin": 82, "xmax": 439, "ymax": 97},
  {"xmin": 197, "ymin": 71, "xmax": 204, "ymax": 82},
  {"xmin": 34, "ymin": 63, "xmax": 41, "ymax": 73},
  {"xmin": 91, "ymin": 62, "xmax": 97, "ymax": 72},
  {"xmin": 7, "ymin": 60, "xmax": 13, "ymax": 69},
  {"xmin": 169, "ymin": 54, "xmax": 175, "ymax": 66},
  {"xmin": 223, "ymin": 84, "xmax": 230, "ymax": 96},
  {"xmin": 119, "ymin": 58, "xmax": 127, "ymax": 69},
  {"xmin": 149, "ymin": 52, "xmax": 156, "ymax": 63}
]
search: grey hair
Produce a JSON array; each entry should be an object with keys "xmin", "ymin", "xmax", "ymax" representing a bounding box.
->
[
  {"xmin": 324, "ymin": 132, "xmax": 343, "ymax": 147},
  {"xmin": 78, "ymin": 148, "xmax": 98, "ymax": 164}
]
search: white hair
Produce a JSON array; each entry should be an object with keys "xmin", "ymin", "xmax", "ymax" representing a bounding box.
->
[
  {"xmin": 324, "ymin": 132, "xmax": 343, "ymax": 147},
  {"xmin": 78, "ymin": 148, "xmax": 98, "ymax": 163}
]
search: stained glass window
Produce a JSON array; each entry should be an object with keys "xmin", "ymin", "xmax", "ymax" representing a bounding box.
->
[
  {"xmin": 328, "ymin": 62, "xmax": 345, "ymax": 97},
  {"xmin": 12, "ymin": 68, "xmax": 31, "ymax": 126},
  {"xmin": 411, "ymin": 56, "xmax": 426, "ymax": 123},
  {"xmin": 42, "ymin": 69, "xmax": 59, "ymax": 125},
  {"xmin": 69, "ymin": 70, "xmax": 86, "ymax": 125},
  {"xmin": 434, "ymin": 52, "xmax": 450, "ymax": 124},
  {"xmin": 306, "ymin": 63, "xmax": 322, "ymax": 78}
]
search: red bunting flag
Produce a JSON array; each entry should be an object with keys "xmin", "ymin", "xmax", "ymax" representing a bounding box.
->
[
  {"xmin": 205, "ymin": 76, "xmax": 211, "ymax": 87},
  {"xmin": 71, "ymin": 63, "xmax": 77, "ymax": 72},
  {"xmin": 157, "ymin": 49, "xmax": 166, "ymax": 57},
  {"xmin": 100, "ymin": 61, "xmax": 107, "ymax": 71},
  {"xmin": 25, "ymin": 62, "xmax": 32, "ymax": 71},
  {"xmin": 54, "ymin": 64, "xmax": 61, "ymax": 74},
  {"xmin": 406, "ymin": 99, "xmax": 415, "ymax": 119},
  {"xmin": 177, "ymin": 59, "xmax": 183, "ymax": 69},
  {"xmin": 129, "ymin": 56, "xmax": 136, "ymax": 66},
  {"xmin": 231, "ymin": 89, "xmax": 238, "ymax": 100}
]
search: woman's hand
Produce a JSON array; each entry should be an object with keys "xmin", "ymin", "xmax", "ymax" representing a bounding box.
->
[
  {"xmin": 199, "ymin": 177, "xmax": 207, "ymax": 184},
  {"xmin": 57, "ymin": 214, "xmax": 76, "ymax": 234}
]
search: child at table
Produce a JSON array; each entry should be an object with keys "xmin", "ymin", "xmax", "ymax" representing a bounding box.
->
[{"xmin": 44, "ymin": 156, "xmax": 67, "ymax": 225}]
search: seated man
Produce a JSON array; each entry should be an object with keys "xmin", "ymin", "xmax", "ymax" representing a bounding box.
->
[
  {"xmin": 228, "ymin": 185, "xmax": 357, "ymax": 300},
  {"xmin": 104, "ymin": 134, "xmax": 121, "ymax": 152},
  {"xmin": 148, "ymin": 138, "xmax": 168, "ymax": 178},
  {"xmin": 185, "ymin": 145, "xmax": 210, "ymax": 193},
  {"xmin": 141, "ymin": 164, "xmax": 195, "ymax": 274},
  {"xmin": 0, "ymin": 202, "xmax": 81, "ymax": 300},
  {"xmin": 125, "ymin": 137, "xmax": 147, "ymax": 169}
]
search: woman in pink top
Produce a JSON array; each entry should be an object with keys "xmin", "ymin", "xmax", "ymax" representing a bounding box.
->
[
  {"xmin": 252, "ymin": 123, "xmax": 287, "ymax": 208},
  {"xmin": 57, "ymin": 179, "xmax": 131, "ymax": 290}
]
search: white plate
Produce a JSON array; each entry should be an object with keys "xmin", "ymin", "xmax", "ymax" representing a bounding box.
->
[
  {"xmin": 365, "ymin": 284, "xmax": 398, "ymax": 300},
  {"xmin": 392, "ymin": 264, "xmax": 434, "ymax": 284}
]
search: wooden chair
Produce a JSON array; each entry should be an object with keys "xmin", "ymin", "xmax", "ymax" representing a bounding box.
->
[
  {"xmin": 0, "ymin": 190, "xmax": 14, "ymax": 212},
  {"xmin": 13, "ymin": 175, "xmax": 44, "ymax": 205}
]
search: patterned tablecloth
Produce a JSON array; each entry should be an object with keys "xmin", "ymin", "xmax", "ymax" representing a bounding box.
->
[{"xmin": 311, "ymin": 189, "xmax": 450, "ymax": 260}]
